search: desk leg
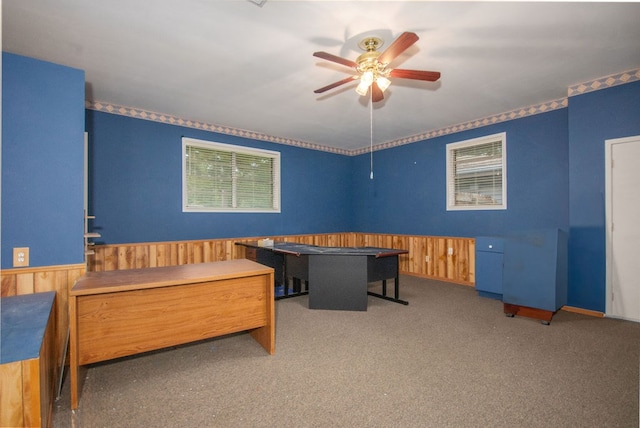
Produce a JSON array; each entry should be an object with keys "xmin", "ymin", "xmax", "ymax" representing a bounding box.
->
[
  {"xmin": 366, "ymin": 257, "xmax": 409, "ymax": 305},
  {"xmin": 394, "ymin": 276, "xmax": 400, "ymax": 300},
  {"xmin": 69, "ymin": 295, "xmax": 79, "ymax": 410},
  {"xmin": 249, "ymin": 272, "xmax": 276, "ymax": 354},
  {"xmin": 68, "ymin": 296, "xmax": 89, "ymax": 410}
]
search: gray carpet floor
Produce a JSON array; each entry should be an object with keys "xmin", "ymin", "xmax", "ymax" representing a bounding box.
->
[{"xmin": 54, "ymin": 276, "xmax": 640, "ymax": 427}]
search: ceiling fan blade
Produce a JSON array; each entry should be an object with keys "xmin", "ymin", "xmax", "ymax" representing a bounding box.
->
[
  {"xmin": 314, "ymin": 76, "xmax": 358, "ymax": 94},
  {"xmin": 371, "ymin": 81, "xmax": 384, "ymax": 102},
  {"xmin": 313, "ymin": 51, "xmax": 358, "ymax": 69},
  {"xmin": 389, "ymin": 69, "xmax": 441, "ymax": 82},
  {"xmin": 377, "ymin": 32, "xmax": 419, "ymax": 65}
]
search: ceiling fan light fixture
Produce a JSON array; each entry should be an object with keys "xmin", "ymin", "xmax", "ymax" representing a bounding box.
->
[
  {"xmin": 356, "ymin": 70, "xmax": 375, "ymax": 96},
  {"xmin": 361, "ymin": 70, "xmax": 374, "ymax": 85},
  {"xmin": 376, "ymin": 76, "xmax": 391, "ymax": 92},
  {"xmin": 355, "ymin": 80, "xmax": 370, "ymax": 96}
]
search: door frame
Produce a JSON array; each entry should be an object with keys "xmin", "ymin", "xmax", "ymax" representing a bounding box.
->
[{"xmin": 604, "ymin": 135, "xmax": 640, "ymax": 320}]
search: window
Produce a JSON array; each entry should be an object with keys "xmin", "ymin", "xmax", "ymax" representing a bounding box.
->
[
  {"xmin": 446, "ymin": 132, "xmax": 506, "ymax": 210},
  {"xmin": 182, "ymin": 137, "xmax": 280, "ymax": 212}
]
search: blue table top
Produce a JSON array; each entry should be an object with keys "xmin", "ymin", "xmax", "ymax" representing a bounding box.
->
[{"xmin": 1, "ymin": 291, "xmax": 56, "ymax": 364}]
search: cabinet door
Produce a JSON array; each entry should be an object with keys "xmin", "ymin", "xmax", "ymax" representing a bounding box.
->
[
  {"xmin": 502, "ymin": 229, "xmax": 566, "ymax": 311},
  {"xmin": 476, "ymin": 251, "xmax": 503, "ymax": 296}
]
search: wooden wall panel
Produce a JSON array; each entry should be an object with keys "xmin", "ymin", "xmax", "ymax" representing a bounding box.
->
[
  {"xmin": 356, "ymin": 234, "xmax": 474, "ymax": 285},
  {"xmin": 1, "ymin": 274, "xmax": 16, "ymax": 296},
  {"xmin": 16, "ymin": 273, "xmax": 34, "ymax": 295},
  {"xmin": 88, "ymin": 233, "xmax": 475, "ymax": 285}
]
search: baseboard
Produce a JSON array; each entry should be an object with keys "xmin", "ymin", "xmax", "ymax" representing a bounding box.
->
[
  {"xmin": 402, "ymin": 271, "xmax": 474, "ymax": 287},
  {"xmin": 561, "ymin": 305, "xmax": 604, "ymax": 318}
]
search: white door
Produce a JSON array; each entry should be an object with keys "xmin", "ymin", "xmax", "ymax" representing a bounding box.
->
[{"xmin": 605, "ymin": 135, "xmax": 640, "ymax": 322}]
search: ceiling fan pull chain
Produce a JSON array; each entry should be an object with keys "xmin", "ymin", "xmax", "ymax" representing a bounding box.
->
[{"xmin": 370, "ymin": 93, "xmax": 374, "ymax": 180}]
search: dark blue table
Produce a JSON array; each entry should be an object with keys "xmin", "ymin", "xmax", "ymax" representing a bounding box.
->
[{"xmin": 237, "ymin": 241, "xmax": 409, "ymax": 310}]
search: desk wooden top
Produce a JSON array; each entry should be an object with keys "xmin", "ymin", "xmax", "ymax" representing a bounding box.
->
[{"xmin": 71, "ymin": 259, "xmax": 273, "ymax": 296}]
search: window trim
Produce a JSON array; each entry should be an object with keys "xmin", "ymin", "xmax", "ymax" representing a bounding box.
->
[
  {"xmin": 182, "ymin": 137, "xmax": 281, "ymax": 213},
  {"xmin": 446, "ymin": 132, "xmax": 507, "ymax": 211}
]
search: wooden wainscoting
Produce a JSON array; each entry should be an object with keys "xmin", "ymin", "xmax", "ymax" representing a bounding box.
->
[
  {"xmin": 1, "ymin": 263, "xmax": 86, "ymax": 392},
  {"xmin": 88, "ymin": 233, "xmax": 475, "ymax": 286},
  {"xmin": 87, "ymin": 233, "xmax": 358, "ymax": 271},
  {"xmin": 355, "ymin": 234, "xmax": 475, "ymax": 285},
  {"xmin": 0, "ymin": 234, "xmax": 468, "ymax": 379}
]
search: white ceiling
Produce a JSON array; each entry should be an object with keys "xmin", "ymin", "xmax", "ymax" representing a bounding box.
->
[{"xmin": 3, "ymin": 1, "xmax": 640, "ymax": 153}]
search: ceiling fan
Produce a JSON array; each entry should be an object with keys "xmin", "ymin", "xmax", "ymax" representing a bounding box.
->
[{"xmin": 313, "ymin": 31, "xmax": 441, "ymax": 102}]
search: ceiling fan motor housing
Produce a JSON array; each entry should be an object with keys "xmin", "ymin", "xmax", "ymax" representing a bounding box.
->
[
  {"xmin": 356, "ymin": 37, "xmax": 389, "ymax": 78},
  {"xmin": 357, "ymin": 51, "xmax": 383, "ymax": 72}
]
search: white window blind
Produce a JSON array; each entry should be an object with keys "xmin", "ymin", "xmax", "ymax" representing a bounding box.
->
[
  {"xmin": 182, "ymin": 137, "xmax": 280, "ymax": 212},
  {"xmin": 446, "ymin": 133, "xmax": 506, "ymax": 210}
]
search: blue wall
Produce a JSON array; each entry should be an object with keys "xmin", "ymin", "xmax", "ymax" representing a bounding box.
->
[
  {"xmin": 86, "ymin": 110, "xmax": 355, "ymax": 243},
  {"xmin": 352, "ymin": 109, "xmax": 570, "ymax": 237},
  {"xmin": 83, "ymin": 84, "xmax": 638, "ymax": 313},
  {"xmin": 4, "ymin": 51, "xmax": 640, "ymax": 313},
  {"xmin": 1, "ymin": 53, "xmax": 85, "ymax": 268},
  {"xmin": 88, "ymin": 108, "xmax": 570, "ymax": 245},
  {"xmin": 567, "ymin": 80, "xmax": 640, "ymax": 311}
]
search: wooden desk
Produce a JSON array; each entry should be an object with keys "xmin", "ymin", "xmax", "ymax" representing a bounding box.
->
[{"xmin": 69, "ymin": 259, "xmax": 274, "ymax": 409}]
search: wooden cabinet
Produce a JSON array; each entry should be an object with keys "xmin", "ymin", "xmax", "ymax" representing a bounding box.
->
[
  {"xmin": 502, "ymin": 229, "xmax": 568, "ymax": 323},
  {"xmin": 0, "ymin": 291, "xmax": 56, "ymax": 428}
]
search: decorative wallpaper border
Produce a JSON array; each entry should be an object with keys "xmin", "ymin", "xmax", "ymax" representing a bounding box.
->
[
  {"xmin": 351, "ymin": 98, "xmax": 569, "ymax": 156},
  {"xmin": 86, "ymin": 67, "xmax": 639, "ymax": 156},
  {"xmin": 85, "ymin": 101, "xmax": 351, "ymax": 155},
  {"xmin": 567, "ymin": 68, "xmax": 640, "ymax": 97}
]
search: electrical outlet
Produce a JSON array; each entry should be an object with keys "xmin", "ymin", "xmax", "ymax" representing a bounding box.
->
[
  {"xmin": 447, "ymin": 247, "xmax": 454, "ymax": 256},
  {"xmin": 425, "ymin": 255, "xmax": 430, "ymax": 263},
  {"xmin": 13, "ymin": 247, "xmax": 30, "ymax": 267}
]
